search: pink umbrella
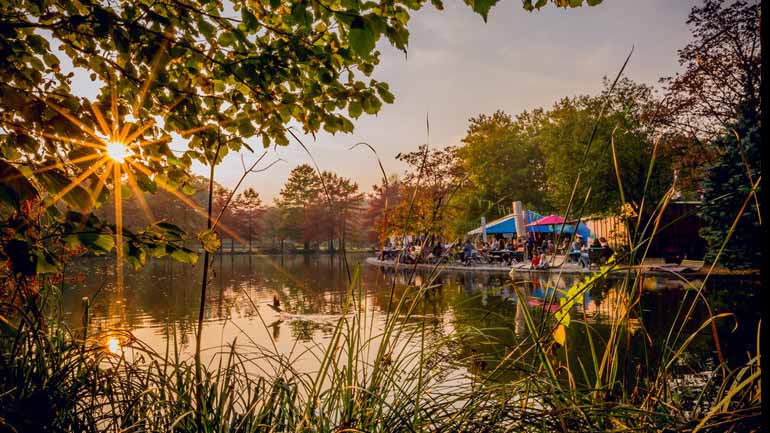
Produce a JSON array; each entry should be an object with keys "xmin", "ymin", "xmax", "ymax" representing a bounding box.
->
[{"xmin": 526, "ymin": 214, "xmax": 566, "ymax": 227}]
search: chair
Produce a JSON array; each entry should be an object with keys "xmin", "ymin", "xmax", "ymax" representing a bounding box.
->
[{"xmin": 588, "ymin": 248, "xmax": 606, "ymax": 267}]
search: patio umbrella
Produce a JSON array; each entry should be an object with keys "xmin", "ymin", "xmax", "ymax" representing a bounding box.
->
[
  {"xmin": 526, "ymin": 214, "xmax": 567, "ymax": 229},
  {"xmin": 527, "ymin": 214, "xmax": 565, "ymax": 226},
  {"xmin": 526, "ymin": 214, "xmax": 576, "ymax": 242}
]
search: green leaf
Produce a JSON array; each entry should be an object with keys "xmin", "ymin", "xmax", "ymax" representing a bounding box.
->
[
  {"xmin": 197, "ymin": 229, "xmax": 221, "ymax": 253},
  {"xmin": 35, "ymin": 250, "xmax": 59, "ymax": 274},
  {"xmin": 36, "ymin": 170, "xmax": 92, "ymax": 211},
  {"xmin": 77, "ymin": 233, "xmax": 115, "ymax": 254},
  {"xmin": 349, "ymin": 17, "xmax": 376, "ymax": 58},
  {"xmin": 155, "ymin": 222, "xmax": 186, "ymax": 241},
  {"xmin": 348, "ymin": 100, "xmax": 363, "ymax": 118},
  {"xmin": 465, "ymin": 0, "xmax": 499, "ymax": 21},
  {"xmin": 170, "ymin": 246, "xmax": 198, "ymax": 265},
  {"xmin": 0, "ymin": 160, "xmax": 38, "ymax": 206}
]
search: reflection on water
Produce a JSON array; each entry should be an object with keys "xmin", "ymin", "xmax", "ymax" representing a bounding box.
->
[{"xmin": 60, "ymin": 254, "xmax": 759, "ymax": 382}]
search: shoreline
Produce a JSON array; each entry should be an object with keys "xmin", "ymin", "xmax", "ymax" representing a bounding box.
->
[{"xmin": 364, "ymin": 257, "xmax": 758, "ymax": 279}]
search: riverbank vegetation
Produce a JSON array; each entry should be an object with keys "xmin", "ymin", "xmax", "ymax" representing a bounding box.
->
[{"xmin": 0, "ymin": 0, "xmax": 762, "ymax": 431}]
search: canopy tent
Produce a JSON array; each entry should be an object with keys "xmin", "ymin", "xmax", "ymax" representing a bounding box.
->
[{"xmin": 468, "ymin": 211, "xmax": 592, "ymax": 239}]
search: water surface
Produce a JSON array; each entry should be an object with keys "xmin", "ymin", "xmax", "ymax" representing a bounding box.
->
[{"xmin": 60, "ymin": 253, "xmax": 760, "ymax": 383}]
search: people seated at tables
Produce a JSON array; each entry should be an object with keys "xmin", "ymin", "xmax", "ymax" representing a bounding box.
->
[
  {"xmin": 429, "ymin": 243, "xmax": 444, "ymax": 263},
  {"xmin": 491, "ymin": 239, "xmax": 500, "ymax": 250},
  {"xmin": 578, "ymin": 246, "xmax": 590, "ymax": 269},
  {"xmin": 401, "ymin": 245, "xmax": 418, "ymax": 264}
]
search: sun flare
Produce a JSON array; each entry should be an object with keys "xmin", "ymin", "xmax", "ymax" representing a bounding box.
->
[{"xmin": 105, "ymin": 141, "xmax": 131, "ymax": 163}]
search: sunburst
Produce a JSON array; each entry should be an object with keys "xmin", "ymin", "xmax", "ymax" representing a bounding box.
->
[
  {"xmin": 5, "ymin": 96, "xmax": 243, "ymax": 294},
  {"xmin": 2, "ymin": 38, "xmax": 248, "ymax": 293}
]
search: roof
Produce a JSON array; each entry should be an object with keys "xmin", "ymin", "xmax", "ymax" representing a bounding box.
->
[{"xmin": 468, "ymin": 211, "xmax": 560, "ymax": 235}]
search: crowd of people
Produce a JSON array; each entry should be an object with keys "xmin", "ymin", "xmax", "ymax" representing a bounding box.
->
[{"xmin": 378, "ymin": 233, "xmax": 614, "ymax": 271}]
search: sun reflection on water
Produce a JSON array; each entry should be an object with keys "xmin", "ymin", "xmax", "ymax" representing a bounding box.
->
[{"xmin": 106, "ymin": 336, "xmax": 122, "ymax": 355}]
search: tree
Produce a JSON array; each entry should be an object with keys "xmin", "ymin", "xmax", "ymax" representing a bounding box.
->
[
  {"xmin": 389, "ymin": 145, "xmax": 465, "ymax": 239},
  {"xmin": 660, "ymin": 0, "xmax": 760, "ymax": 139},
  {"xmin": 537, "ymin": 79, "xmax": 672, "ymax": 216},
  {"xmin": 453, "ymin": 110, "xmax": 548, "ymax": 232},
  {"xmin": 277, "ymin": 164, "xmax": 322, "ymax": 250},
  {"xmin": 664, "ymin": 0, "xmax": 762, "ymax": 269},
  {"xmin": 364, "ymin": 176, "xmax": 402, "ymax": 246},
  {"xmin": 318, "ymin": 171, "xmax": 363, "ymax": 251},
  {"xmin": 234, "ymin": 188, "xmax": 262, "ymax": 252},
  {"xmin": 699, "ymin": 106, "xmax": 760, "ymax": 269}
]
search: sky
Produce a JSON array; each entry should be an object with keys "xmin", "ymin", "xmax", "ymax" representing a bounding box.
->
[{"xmin": 69, "ymin": 0, "xmax": 700, "ymax": 204}]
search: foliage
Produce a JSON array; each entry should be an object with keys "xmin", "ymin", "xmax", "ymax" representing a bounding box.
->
[
  {"xmin": 535, "ymin": 79, "xmax": 672, "ymax": 215},
  {"xmin": 453, "ymin": 110, "xmax": 548, "ymax": 233},
  {"xmin": 386, "ymin": 145, "xmax": 465, "ymax": 239},
  {"xmin": 660, "ymin": 0, "xmax": 761, "ymax": 139},
  {"xmin": 277, "ymin": 164, "xmax": 363, "ymax": 250},
  {"xmin": 699, "ymin": 105, "xmax": 761, "ymax": 269}
]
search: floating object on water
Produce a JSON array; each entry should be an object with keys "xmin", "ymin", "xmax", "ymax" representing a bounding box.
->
[{"xmin": 268, "ymin": 295, "xmax": 282, "ymax": 313}]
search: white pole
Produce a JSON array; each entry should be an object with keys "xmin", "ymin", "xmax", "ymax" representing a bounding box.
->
[
  {"xmin": 513, "ymin": 201, "xmax": 527, "ymax": 240},
  {"xmin": 481, "ymin": 216, "xmax": 487, "ymax": 243}
]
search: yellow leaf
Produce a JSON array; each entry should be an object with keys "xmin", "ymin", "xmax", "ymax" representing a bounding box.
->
[
  {"xmin": 553, "ymin": 324, "xmax": 566, "ymax": 346},
  {"xmin": 197, "ymin": 229, "xmax": 221, "ymax": 253}
]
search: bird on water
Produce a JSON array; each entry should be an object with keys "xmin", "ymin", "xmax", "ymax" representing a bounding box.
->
[{"xmin": 268, "ymin": 294, "xmax": 282, "ymax": 313}]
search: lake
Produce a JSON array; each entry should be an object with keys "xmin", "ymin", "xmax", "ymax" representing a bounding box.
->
[{"xmin": 59, "ymin": 253, "xmax": 760, "ymax": 387}]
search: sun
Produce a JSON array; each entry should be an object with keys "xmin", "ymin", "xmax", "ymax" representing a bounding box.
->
[{"xmin": 105, "ymin": 141, "xmax": 132, "ymax": 163}]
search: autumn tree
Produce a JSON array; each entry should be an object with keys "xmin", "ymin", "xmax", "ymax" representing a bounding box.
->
[
  {"xmin": 388, "ymin": 145, "xmax": 465, "ymax": 240},
  {"xmin": 277, "ymin": 164, "xmax": 322, "ymax": 250},
  {"xmin": 364, "ymin": 176, "xmax": 402, "ymax": 246},
  {"xmin": 660, "ymin": 0, "xmax": 761, "ymax": 139},
  {"xmin": 318, "ymin": 171, "xmax": 363, "ymax": 251},
  {"xmin": 662, "ymin": 0, "xmax": 761, "ymax": 269},
  {"xmin": 233, "ymin": 188, "xmax": 262, "ymax": 252}
]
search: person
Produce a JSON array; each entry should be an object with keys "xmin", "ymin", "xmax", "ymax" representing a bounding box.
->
[
  {"xmin": 536, "ymin": 251, "xmax": 549, "ymax": 269},
  {"xmin": 578, "ymin": 242, "xmax": 590, "ymax": 269},
  {"xmin": 569, "ymin": 237, "xmax": 583, "ymax": 263},
  {"xmin": 598, "ymin": 237, "xmax": 613, "ymax": 261},
  {"xmin": 547, "ymin": 239, "xmax": 555, "ymax": 255},
  {"xmin": 431, "ymin": 242, "xmax": 444, "ymax": 263},
  {"xmin": 526, "ymin": 235, "xmax": 535, "ymax": 260},
  {"xmin": 462, "ymin": 239, "xmax": 475, "ymax": 265},
  {"xmin": 491, "ymin": 239, "xmax": 499, "ymax": 250},
  {"xmin": 529, "ymin": 252, "xmax": 540, "ymax": 269}
]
